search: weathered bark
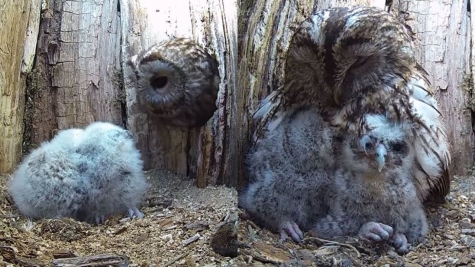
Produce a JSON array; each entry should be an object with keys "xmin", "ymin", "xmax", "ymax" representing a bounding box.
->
[
  {"xmin": 0, "ymin": 0, "xmax": 41, "ymax": 173},
  {"xmin": 7, "ymin": 0, "xmax": 471, "ymax": 188},
  {"xmin": 393, "ymin": 0, "xmax": 473, "ymax": 176},
  {"xmin": 238, "ymin": 0, "xmax": 472, "ymax": 187},
  {"xmin": 29, "ymin": 0, "xmax": 123, "ymax": 146},
  {"xmin": 121, "ymin": 0, "xmax": 238, "ymax": 187}
]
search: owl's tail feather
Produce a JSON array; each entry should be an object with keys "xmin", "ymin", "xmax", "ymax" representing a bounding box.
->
[
  {"xmin": 407, "ymin": 75, "xmax": 451, "ymax": 203},
  {"xmin": 252, "ymin": 89, "xmax": 285, "ymax": 143}
]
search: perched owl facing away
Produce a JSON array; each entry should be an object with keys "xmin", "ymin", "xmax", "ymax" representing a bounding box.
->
[
  {"xmin": 313, "ymin": 114, "xmax": 428, "ymax": 253},
  {"xmin": 253, "ymin": 6, "xmax": 451, "ymax": 203},
  {"xmin": 8, "ymin": 122, "xmax": 148, "ymax": 225},
  {"xmin": 126, "ymin": 38, "xmax": 220, "ymax": 127}
]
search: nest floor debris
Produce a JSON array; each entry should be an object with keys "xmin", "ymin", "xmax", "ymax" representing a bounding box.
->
[
  {"xmin": 0, "ymin": 169, "xmax": 238, "ymax": 266},
  {"xmin": 236, "ymin": 175, "xmax": 475, "ymax": 266}
]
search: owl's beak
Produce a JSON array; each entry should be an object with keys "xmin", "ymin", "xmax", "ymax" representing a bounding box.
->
[{"xmin": 375, "ymin": 143, "xmax": 387, "ymax": 172}]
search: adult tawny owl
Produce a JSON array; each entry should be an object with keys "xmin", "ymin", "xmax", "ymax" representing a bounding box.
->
[
  {"xmin": 253, "ymin": 6, "xmax": 451, "ymax": 203},
  {"xmin": 127, "ymin": 38, "xmax": 220, "ymax": 127}
]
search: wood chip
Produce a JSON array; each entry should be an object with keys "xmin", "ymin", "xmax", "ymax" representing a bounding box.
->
[
  {"xmin": 51, "ymin": 253, "xmax": 129, "ymax": 267},
  {"xmin": 252, "ymin": 241, "xmax": 292, "ymax": 264},
  {"xmin": 52, "ymin": 251, "xmax": 78, "ymax": 259},
  {"xmin": 182, "ymin": 233, "xmax": 200, "ymax": 246}
]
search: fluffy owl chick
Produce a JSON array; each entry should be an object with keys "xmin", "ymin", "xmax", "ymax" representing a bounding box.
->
[
  {"xmin": 240, "ymin": 108, "xmax": 337, "ymax": 242},
  {"xmin": 49, "ymin": 128, "xmax": 85, "ymax": 149},
  {"xmin": 127, "ymin": 38, "xmax": 220, "ymax": 127},
  {"xmin": 75, "ymin": 122, "xmax": 148, "ymax": 224},
  {"xmin": 253, "ymin": 6, "xmax": 451, "ymax": 203},
  {"xmin": 313, "ymin": 115, "xmax": 429, "ymax": 253},
  {"xmin": 8, "ymin": 130, "xmax": 89, "ymax": 220}
]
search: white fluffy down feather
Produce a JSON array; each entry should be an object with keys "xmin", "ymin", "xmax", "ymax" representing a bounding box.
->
[{"xmin": 8, "ymin": 122, "xmax": 148, "ymax": 224}]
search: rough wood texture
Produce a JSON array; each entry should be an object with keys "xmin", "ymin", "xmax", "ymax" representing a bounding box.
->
[
  {"xmin": 121, "ymin": 0, "xmax": 238, "ymax": 187},
  {"xmin": 237, "ymin": 0, "xmax": 472, "ymax": 187},
  {"xmin": 28, "ymin": 0, "xmax": 123, "ymax": 148},
  {"xmin": 393, "ymin": 0, "xmax": 473, "ymax": 175},
  {"xmin": 0, "ymin": 0, "xmax": 41, "ymax": 173}
]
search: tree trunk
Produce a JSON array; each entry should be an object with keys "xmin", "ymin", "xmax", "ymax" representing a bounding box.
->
[
  {"xmin": 237, "ymin": 0, "xmax": 473, "ymax": 188},
  {"xmin": 0, "ymin": 0, "xmax": 41, "ymax": 173},
  {"xmin": 27, "ymin": 0, "xmax": 123, "ymax": 149},
  {"xmin": 392, "ymin": 0, "xmax": 473, "ymax": 176}
]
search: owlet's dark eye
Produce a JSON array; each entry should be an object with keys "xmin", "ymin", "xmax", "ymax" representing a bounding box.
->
[
  {"xmin": 150, "ymin": 75, "xmax": 168, "ymax": 89},
  {"xmin": 365, "ymin": 142, "xmax": 374, "ymax": 150},
  {"xmin": 352, "ymin": 57, "xmax": 369, "ymax": 69},
  {"xmin": 389, "ymin": 142, "xmax": 404, "ymax": 152}
]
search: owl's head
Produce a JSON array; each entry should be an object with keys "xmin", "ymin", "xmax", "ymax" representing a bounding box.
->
[
  {"xmin": 127, "ymin": 39, "xmax": 189, "ymax": 114},
  {"xmin": 126, "ymin": 38, "xmax": 220, "ymax": 127},
  {"xmin": 285, "ymin": 6, "xmax": 416, "ymax": 106},
  {"xmin": 343, "ymin": 114, "xmax": 414, "ymax": 175},
  {"xmin": 83, "ymin": 121, "xmax": 134, "ymax": 143},
  {"xmin": 50, "ymin": 128, "xmax": 85, "ymax": 149}
]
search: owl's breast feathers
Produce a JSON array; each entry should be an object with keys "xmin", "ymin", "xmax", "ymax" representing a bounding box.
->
[{"xmin": 254, "ymin": 6, "xmax": 451, "ymax": 202}]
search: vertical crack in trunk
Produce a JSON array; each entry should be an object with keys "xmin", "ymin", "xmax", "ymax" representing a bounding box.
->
[{"xmin": 117, "ymin": 0, "xmax": 128, "ymax": 129}]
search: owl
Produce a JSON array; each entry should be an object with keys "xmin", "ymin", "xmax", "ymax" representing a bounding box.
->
[
  {"xmin": 8, "ymin": 122, "xmax": 148, "ymax": 225},
  {"xmin": 126, "ymin": 38, "xmax": 220, "ymax": 127},
  {"xmin": 253, "ymin": 6, "xmax": 451, "ymax": 203},
  {"xmin": 74, "ymin": 122, "xmax": 148, "ymax": 224},
  {"xmin": 8, "ymin": 129, "xmax": 90, "ymax": 220},
  {"xmin": 313, "ymin": 114, "xmax": 429, "ymax": 253},
  {"xmin": 240, "ymin": 107, "xmax": 338, "ymax": 242},
  {"xmin": 243, "ymin": 108, "xmax": 428, "ymax": 253}
]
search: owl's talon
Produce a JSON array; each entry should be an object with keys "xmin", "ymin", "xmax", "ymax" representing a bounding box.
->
[
  {"xmin": 95, "ymin": 215, "xmax": 106, "ymax": 225},
  {"xmin": 389, "ymin": 232, "xmax": 409, "ymax": 253},
  {"xmin": 280, "ymin": 221, "xmax": 304, "ymax": 242},
  {"xmin": 128, "ymin": 208, "xmax": 144, "ymax": 219},
  {"xmin": 358, "ymin": 221, "xmax": 393, "ymax": 242}
]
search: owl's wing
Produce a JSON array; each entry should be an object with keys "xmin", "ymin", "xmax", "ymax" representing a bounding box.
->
[
  {"xmin": 405, "ymin": 72, "xmax": 451, "ymax": 203},
  {"xmin": 252, "ymin": 89, "xmax": 285, "ymax": 143}
]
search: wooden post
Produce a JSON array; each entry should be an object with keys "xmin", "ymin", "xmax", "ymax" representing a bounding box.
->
[{"xmin": 394, "ymin": 0, "xmax": 473, "ymax": 175}]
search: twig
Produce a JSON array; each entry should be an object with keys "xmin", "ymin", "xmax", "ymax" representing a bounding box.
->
[
  {"xmin": 182, "ymin": 233, "xmax": 200, "ymax": 246},
  {"xmin": 161, "ymin": 252, "xmax": 189, "ymax": 267},
  {"xmin": 305, "ymin": 237, "xmax": 361, "ymax": 258}
]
